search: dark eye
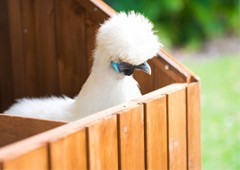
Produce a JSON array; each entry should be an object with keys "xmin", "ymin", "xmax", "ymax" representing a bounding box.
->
[{"xmin": 123, "ymin": 68, "xmax": 135, "ymax": 76}]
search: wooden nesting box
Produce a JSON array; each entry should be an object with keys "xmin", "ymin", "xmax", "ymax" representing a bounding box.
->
[{"xmin": 0, "ymin": 0, "xmax": 201, "ymax": 169}]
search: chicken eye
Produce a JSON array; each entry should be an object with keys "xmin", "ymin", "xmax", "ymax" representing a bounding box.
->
[{"xmin": 123, "ymin": 68, "xmax": 135, "ymax": 76}]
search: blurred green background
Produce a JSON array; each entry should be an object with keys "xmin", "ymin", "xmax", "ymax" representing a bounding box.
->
[
  {"xmin": 104, "ymin": 0, "xmax": 239, "ymax": 48},
  {"xmin": 104, "ymin": 0, "xmax": 240, "ymax": 169}
]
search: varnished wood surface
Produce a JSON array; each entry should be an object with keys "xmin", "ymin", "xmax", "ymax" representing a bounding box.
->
[
  {"xmin": 143, "ymin": 96, "xmax": 168, "ymax": 169},
  {"xmin": 0, "ymin": 83, "xmax": 201, "ymax": 170},
  {"xmin": 88, "ymin": 116, "xmax": 118, "ymax": 169},
  {"xmin": 2, "ymin": 145, "xmax": 48, "ymax": 170},
  {"xmin": 118, "ymin": 104, "xmax": 145, "ymax": 169},
  {"xmin": 167, "ymin": 86, "xmax": 187, "ymax": 170},
  {"xmin": 187, "ymin": 82, "xmax": 201, "ymax": 170},
  {"xmin": 0, "ymin": 114, "xmax": 65, "ymax": 147},
  {"xmin": 50, "ymin": 129, "xmax": 87, "ymax": 169},
  {"xmin": 0, "ymin": 0, "xmax": 110, "ymax": 112}
]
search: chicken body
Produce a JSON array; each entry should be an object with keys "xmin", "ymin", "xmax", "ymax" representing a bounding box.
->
[{"xmin": 4, "ymin": 12, "xmax": 161, "ymax": 121}]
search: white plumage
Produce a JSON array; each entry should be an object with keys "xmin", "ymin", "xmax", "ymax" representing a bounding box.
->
[{"xmin": 4, "ymin": 12, "xmax": 161, "ymax": 121}]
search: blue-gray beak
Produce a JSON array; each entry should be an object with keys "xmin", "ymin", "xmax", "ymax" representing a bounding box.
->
[
  {"xmin": 111, "ymin": 61, "xmax": 151, "ymax": 76},
  {"xmin": 135, "ymin": 62, "xmax": 151, "ymax": 75}
]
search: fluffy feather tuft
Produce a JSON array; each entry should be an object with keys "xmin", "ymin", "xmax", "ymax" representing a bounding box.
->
[
  {"xmin": 95, "ymin": 11, "xmax": 162, "ymax": 65},
  {"xmin": 5, "ymin": 96, "xmax": 75, "ymax": 121}
]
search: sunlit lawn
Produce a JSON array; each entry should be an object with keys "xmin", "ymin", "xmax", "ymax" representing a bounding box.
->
[{"xmin": 181, "ymin": 54, "xmax": 240, "ymax": 169}]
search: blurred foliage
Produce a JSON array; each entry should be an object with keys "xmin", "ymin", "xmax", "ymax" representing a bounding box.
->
[{"xmin": 104, "ymin": 0, "xmax": 240, "ymax": 48}]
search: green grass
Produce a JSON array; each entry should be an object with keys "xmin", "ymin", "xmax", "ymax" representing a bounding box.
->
[{"xmin": 181, "ymin": 54, "xmax": 240, "ymax": 170}]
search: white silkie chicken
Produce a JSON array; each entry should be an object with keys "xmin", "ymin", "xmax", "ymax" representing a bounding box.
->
[{"xmin": 4, "ymin": 12, "xmax": 161, "ymax": 121}]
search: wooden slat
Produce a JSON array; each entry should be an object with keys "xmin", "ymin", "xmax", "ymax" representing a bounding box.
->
[
  {"xmin": 143, "ymin": 95, "xmax": 168, "ymax": 169},
  {"xmin": 187, "ymin": 82, "xmax": 201, "ymax": 169},
  {"xmin": 50, "ymin": 129, "xmax": 87, "ymax": 169},
  {"xmin": 0, "ymin": 114, "xmax": 65, "ymax": 147},
  {"xmin": 2, "ymin": 145, "xmax": 48, "ymax": 170},
  {"xmin": 7, "ymin": 0, "xmax": 25, "ymax": 99},
  {"xmin": 118, "ymin": 104, "xmax": 145, "ymax": 169},
  {"xmin": 88, "ymin": 116, "xmax": 118, "ymax": 169},
  {"xmin": 34, "ymin": 0, "xmax": 59, "ymax": 95},
  {"xmin": 21, "ymin": 0, "xmax": 39, "ymax": 97},
  {"xmin": 55, "ymin": 0, "xmax": 87, "ymax": 96},
  {"xmin": 85, "ymin": 13, "xmax": 100, "ymax": 73},
  {"xmin": 167, "ymin": 86, "xmax": 187, "ymax": 169},
  {"xmin": 0, "ymin": 0, "xmax": 13, "ymax": 112}
]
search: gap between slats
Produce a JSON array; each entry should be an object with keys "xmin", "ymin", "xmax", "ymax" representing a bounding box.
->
[{"xmin": 186, "ymin": 86, "xmax": 189, "ymax": 170}]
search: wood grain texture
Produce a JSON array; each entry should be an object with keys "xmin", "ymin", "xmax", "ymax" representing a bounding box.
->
[
  {"xmin": 153, "ymin": 56, "xmax": 185, "ymax": 89},
  {"xmin": 0, "ymin": 0, "xmax": 13, "ymax": 112},
  {"xmin": 85, "ymin": 13, "xmax": 100, "ymax": 73},
  {"xmin": 50, "ymin": 129, "xmax": 87, "ymax": 170},
  {"xmin": 187, "ymin": 82, "xmax": 201, "ymax": 170},
  {"xmin": 158, "ymin": 49, "xmax": 192, "ymax": 83},
  {"xmin": 88, "ymin": 116, "xmax": 118, "ymax": 169},
  {"xmin": 7, "ymin": 0, "xmax": 25, "ymax": 99},
  {"xmin": 143, "ymin": 96, "xmax": 168, "ymax": 169},
  {"xmin": 118, "ymin": 104, "xmax": 145, "ymax": 169},
  {"xmin": 21, "ymin": 0, "xmax": 39, "ymax": 97},
  {"xmin": 0, "ymin": 114, "xmax": 65, "ymax": 147},
  {"xmin": 167, "ymin": 86, "xmax": 187, "ymax": 170},
  {"xmin": 55, "ymin": 0, "xmax": 87, "ymax": 96},
  {"xmin": 2, "ymin": 145, "xmax": 48, "ymax": 170},
  {"xmin": 34, "ymin": 0, "xmax": 59, "ymax": 95}
]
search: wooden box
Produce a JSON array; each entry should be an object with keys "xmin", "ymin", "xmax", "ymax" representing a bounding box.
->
[{"xmin": 0, "ymin": 0, "xmax": 201, "ymax": 169}]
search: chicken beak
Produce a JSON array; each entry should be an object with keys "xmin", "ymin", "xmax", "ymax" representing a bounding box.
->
[
  {"xmin": 111, "ymin": 61, "xmax": 151, "ymax": 76},
  {"xmin": 135, "ymin": 61, "xmax": 151, "ymax": 75}
]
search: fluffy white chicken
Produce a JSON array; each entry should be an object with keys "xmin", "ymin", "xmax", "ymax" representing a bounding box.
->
[{"xmin": 4, "ymin": 12, "xmax": 161, "ymax": 121}]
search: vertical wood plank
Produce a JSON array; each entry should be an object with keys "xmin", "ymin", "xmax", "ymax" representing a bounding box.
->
[
  {"xmin": 7, "ymin": 0, "xmax": 25, "ymax": 99},
  {"xmin": 187, "ymin": 82, "xmax": 201, "ymax": 170},
  {"xmin": 55, "ymin": 0, "xmax": 87, "ymax": 96},
  {"xmin": 0, "ymin": 0, "xmax": 13, "ymax": 112},
  {"xmin": 88, "ymin": 116, "xmax": 118, "ymax": 169},
  {"xmin": 144, "ymin": 96, "xmax": 168, "ymax": 169},
  {"xmin": 118, "ymin": 104, "xmax": 145, "ymax": 169},
  {"xmin": 167, "ymin": 87, "xmax": 187, "ymax": 170},
  {"xmin": 85, "ymin": 14, "xmax": 100, "ymax": 73},
  {"xmin": 20, "ymin": 0, "xmax": 39, "ymax": 97},
  {"xmin": 34, "ymin": 0, "xmax": 59, "ymax": 95},
  {"xmin": 2, "ymin": 145, "xmax": 48, "ymax": 170},
  {"xmin": 50, "ymin": 129, "xmax": 87, "ymax": 170}
]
